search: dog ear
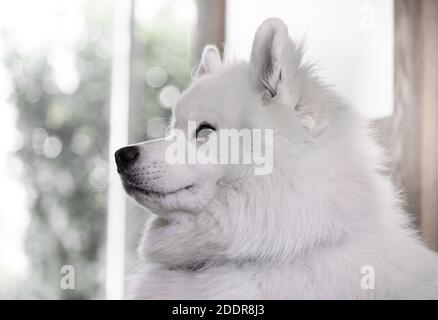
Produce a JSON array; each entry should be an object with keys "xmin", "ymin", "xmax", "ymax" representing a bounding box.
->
[
  {"xmin": 250, "ymin": 18, "xmax": 292, "ymax": 102},
  {"xmin": 193, "ymin": 45, "xmax": 222, "ymax": 78}
]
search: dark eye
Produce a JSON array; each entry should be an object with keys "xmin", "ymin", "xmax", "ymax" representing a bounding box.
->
[{"xmin": 195, "ymin": 122, "xmax": 216, "ymax": 143}]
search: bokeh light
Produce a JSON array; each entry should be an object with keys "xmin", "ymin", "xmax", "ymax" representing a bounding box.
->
[
  {"xmin": 146, "ymin": 66, "xmax": 167, "ymax": 88},
  {"xmin": 147, "ymin": 117, "xmax": 168, "ymax": 139},
  {"xmin": 43, "ymin": 136, "xmax": 63, "ymax": 159},
  {"xmin": 158, "ymin": 84, "xmax": 181, "ymax": 109}
]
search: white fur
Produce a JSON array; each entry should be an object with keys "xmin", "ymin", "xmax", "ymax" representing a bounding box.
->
[{"xmin": 122, "ymin": 18, "xmax": 438, "ymax": 299}]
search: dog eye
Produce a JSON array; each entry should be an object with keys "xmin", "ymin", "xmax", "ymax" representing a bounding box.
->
[{"xmin": 195, "ymin": 122, "xmax": 216, "ymax": 143}]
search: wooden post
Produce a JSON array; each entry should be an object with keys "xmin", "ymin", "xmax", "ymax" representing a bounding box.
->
[
  {"xmin": 420, "ymin": 0, "xmax": 438, "ymax": 251},
  {"xmin": 393, "ymin": 0, "xmax": 438, "ymax": 250},
  {"xmin": 392, "ymin": 0, "xmax": 423, "ymax": 225},
  {"xmin": 194, "ymin": 0, "xmax": 226, "ymax": 62}
]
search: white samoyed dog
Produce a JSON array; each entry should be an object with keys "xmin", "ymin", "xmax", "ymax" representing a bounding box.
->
[{"xmin": 115, "ymin": 18, "xmax": 438, "ymax": 299}]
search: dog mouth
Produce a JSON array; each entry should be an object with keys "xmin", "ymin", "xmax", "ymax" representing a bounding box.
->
[{"xmin": 125, "ymin": 182, "xmax": 195, "ymax": 198}]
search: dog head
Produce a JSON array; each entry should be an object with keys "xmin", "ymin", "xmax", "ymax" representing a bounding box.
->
[{"xmin": 116, "ymin": 18, "xmax": 333, "ymax": 216}]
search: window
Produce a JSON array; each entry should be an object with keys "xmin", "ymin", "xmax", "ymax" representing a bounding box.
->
[
  {"xmin": 227, "ymin": 0, "xmax": 394, "ymax": 119},
  {"xmin": 0, "ymin": 0, "xmax": 196, "ymax": 299}
]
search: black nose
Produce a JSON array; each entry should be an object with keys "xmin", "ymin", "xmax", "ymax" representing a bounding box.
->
[{"xmin": 115, "ymin": 146, "xmax": 139, "ymax": 169}]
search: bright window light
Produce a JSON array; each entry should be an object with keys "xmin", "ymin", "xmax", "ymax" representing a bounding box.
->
[
  {"xmin": 226, "ymin": 0, "xmax": 394, "ymax": 119},
  {"xmin": 106, "ymin": 0, "xmax": 132, "ymax": 300}
]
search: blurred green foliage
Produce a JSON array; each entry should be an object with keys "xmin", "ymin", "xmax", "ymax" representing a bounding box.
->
[
  {"xmin": 3, "ymin": 0, "xmax": 194, "ymax": 299},
  {"xmin": 125, "ymin": 0, "xmax": 195, "ymax": 277}
]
